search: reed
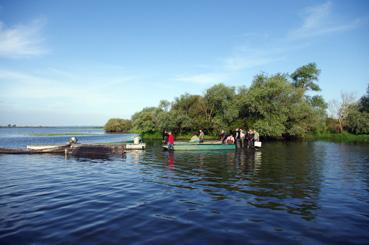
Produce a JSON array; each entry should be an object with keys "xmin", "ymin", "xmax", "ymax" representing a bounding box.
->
[{"xmin": 307, "ymin": 132, "xmax": 369, "ymax": 143}]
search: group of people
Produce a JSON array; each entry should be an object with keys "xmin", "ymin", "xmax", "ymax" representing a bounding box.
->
[
  {"xmin": 189, "ymin": 129, "xmax": 205, "ymax": 143},
  {"xmin": 163, "ymin": 128, "xmax": 260, "ymax": 149},
  {"xmin": 219, "ymin": 128, "xmax": 259, "ymax": 148}
]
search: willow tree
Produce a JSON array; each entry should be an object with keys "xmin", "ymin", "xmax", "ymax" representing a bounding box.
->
[
  {"xmin": 239, "ymin": 66, "xmax": 326, "ymax": 137},
  {"xmin": 104, "ymin": 118, "xmax": 132, "ymax": 132},
  {"xmin": 239, "ymin": 73, "xmax": 293, "ymax": 136},
  {"xmin": 131, "ymin": 107, "xmax": 160, "ymax": 133},
  {"xmin": 291, "ymin": 63, "xmax": 321, "ymax": 91},
  {"xmin": 203, "ymin": 83, "xmax": 239, "ymax": 132}
]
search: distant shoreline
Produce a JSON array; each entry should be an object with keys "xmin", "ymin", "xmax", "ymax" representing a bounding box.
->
[{"xmin": 0, "ymin": 126, "xmax": 103, "ymax": 128}]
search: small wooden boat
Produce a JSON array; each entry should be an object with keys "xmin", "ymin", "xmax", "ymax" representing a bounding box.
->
[
  {"xmin": 163, "ymin": 142, "xmax": 235, "ymax": 151},
  {"xmin": 1, "ymin": 140, "xmax": 146, "ymax": 155},
  {"xmin": 26, "ymin": 144, "xmax": 71, "ymax": 153},
  {"xmin": 0, "ymin": 144, "xmax": 71, "ymax": 154},
  {"xmin": 0, "ymin": 148, "xmax": 38, "ymax": 154}
]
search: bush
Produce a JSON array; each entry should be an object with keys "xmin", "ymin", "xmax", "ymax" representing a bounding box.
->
[
  {"xmin": 346, "ymin": 110, "xmax": 369, "ymax": 134},
  {"xmin": 104, "ymin": 118, "xmax": 132, "ymax": 132}
]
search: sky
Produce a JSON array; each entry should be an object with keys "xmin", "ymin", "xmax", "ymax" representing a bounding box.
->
[{"xmin": 0, "ymin": 0, "xmax": 368, "ymax": 126}]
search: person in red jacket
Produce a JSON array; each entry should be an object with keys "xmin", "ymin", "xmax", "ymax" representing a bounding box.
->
[{"xmin": 168, "ymin": 131, "xmax": 175, "ymax": 150}]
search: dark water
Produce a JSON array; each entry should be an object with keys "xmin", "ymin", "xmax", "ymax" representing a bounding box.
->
[{"xmin": 0, "ymin": 128, "xmax": 369, "ymax": 244}]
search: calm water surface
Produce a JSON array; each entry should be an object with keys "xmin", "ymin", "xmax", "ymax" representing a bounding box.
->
[{"xmin": 0, "ymin": 128, "xmax": 368, "ymax": 244}]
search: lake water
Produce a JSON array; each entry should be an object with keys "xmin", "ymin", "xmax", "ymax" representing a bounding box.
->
[{"xmin": 0, "ymin": 128, "xmax": 368, "ymax": 244}]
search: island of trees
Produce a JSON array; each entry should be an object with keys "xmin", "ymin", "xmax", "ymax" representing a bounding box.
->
[{"xmin": 104, "ymin": 63, "xmax": 369, "ymax": 141}]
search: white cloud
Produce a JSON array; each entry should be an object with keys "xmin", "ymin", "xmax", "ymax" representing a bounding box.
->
[
  {"xmin": 0, "ymin": 19, "xmax": 48, "ymax": 58},
  {"xmin": 223, "ymin": 53, "xmax": 282, "ymax": 72},
  {"xmin": 288, "ymin": 1, "xmax": 364, "ymax": 40}
]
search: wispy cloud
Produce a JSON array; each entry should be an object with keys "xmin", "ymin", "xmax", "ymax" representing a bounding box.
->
[
  {"xmin": 175, "ymin": 38, "xmax": 284, "ymax": 84},
  {"xmin": 174, "ymin": 1, "xmax": 367, "ymax": 85},
  {"xmin": 0, "ymin": 18, "xmax": 48, "ymax": 58},
  {"xmin": 175, "ymin": 72, "xmax": 228, "ymax": 84},
  {"xmin": 0, "ymin": 68, "xmax": 139, "ymax": 116},
  {"xmin": 223, "ymin": 51, "xmax": 283, "ymax": 72},
  {"xmin": 288, "ymin": 1, "xmax": 364, "ymax": 40}
]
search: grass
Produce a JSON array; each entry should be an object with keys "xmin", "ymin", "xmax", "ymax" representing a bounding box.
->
[{"xmin": 307, "ymin": 132, "xmax": 369, "ymax": 143}]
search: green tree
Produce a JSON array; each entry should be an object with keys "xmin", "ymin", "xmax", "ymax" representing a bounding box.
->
[
  {"xmin": 104, "ymin": 118, "xmax": 132, "ymax": 132},
  {"xmin": 240, "ymin": 73, "xmax": 292, "ymax": 136},
  {"xmin": 291, "ymin": 63, "xmax": 321, "ymax": 91},
  {"xmin": 346, "ymin": 105, "xmax": 369, "ymax": 134},
  {"xmin": 127, "ymin": 63, "xmax": 328, "ymax": 138},
  {"xmin": 131, "ymin": 107, "xmax": 160, "ymax": 133},
  {"xmin": 239, "ymin": 68, "xmax": 326, "ymax": 137},
  {"xmin": 204, "ymin": 83, "xmax": 238, "ymax": 131},
  {"xmin": 171, "ymin": 94, "xmax": 206, "ymax": 133},
  {"xmin": 358, "ymin": 84, "xmax": 369, "ymax": 113}
]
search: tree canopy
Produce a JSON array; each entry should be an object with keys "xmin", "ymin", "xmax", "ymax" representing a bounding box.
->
[
  {"xmin": 104, "ymin": 118, "xmax": 132, "ymax": 132},
  {"xmin": 123, "ymin": 64, "xmax": 329, "ymax": 138},
  {"xmin": 104, "ymin": 64, "xmax": 368, "ymax": 137}
]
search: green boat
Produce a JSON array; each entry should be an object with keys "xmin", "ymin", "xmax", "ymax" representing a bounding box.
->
[{"xmin": 162, "ymin": 142, "xmax": 236, "ymax": 151}]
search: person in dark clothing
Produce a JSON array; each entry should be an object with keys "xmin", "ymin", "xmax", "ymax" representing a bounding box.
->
[
  {"xmin": 246, "ymin": 129, "xmax": 254, "ymax": 148},
  {"xmin": 234, "ymin": 128, "xmax": 241, "ymax": 148},
  {"xmin": 162, "ymin": 130, "xmax": 169, "ymax": 144}
]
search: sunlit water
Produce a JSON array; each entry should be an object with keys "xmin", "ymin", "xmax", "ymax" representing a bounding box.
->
[{"xmin": 0, "ymin": 128, "xmax": 368, "ymax": 244}]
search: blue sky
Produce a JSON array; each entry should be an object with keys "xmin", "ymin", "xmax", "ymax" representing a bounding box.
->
[{"xmin": 0, "ymin": 0, "xmax": 368, "ymax": 126}]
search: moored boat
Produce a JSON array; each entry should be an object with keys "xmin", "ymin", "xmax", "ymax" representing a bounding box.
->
[
  {"xmin": 26, "ymin": 144, "xmax": 71, "ymax": 152},
  {"xmin": 163, "ymin": 142, "xmax": 235, "ymax": 151}
]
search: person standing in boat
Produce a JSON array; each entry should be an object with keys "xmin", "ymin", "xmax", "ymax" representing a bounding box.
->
[
  {"xmin": 219, "ymin": 130, "xmax": 226, "ymax": 143},
  {"xmin": 168, "ymin": 131, "xmax": 175, "ymax": 150},
  {"xmin": 253, "ymin": 130, "xmax": 260, "ymax": 145},
  {"xmin": 234, "ymin": 128, "xmax": 241, "ymax": 148},
  {"xmin": 240, "ymin": 128, "xmax": 246, "ymax": 148},
  {"xmin": 199, "ymin": 129, "xmax": 205, "ymax": 143},
  {"xmin": 247, "ymin": 129, "xmax": 254, "ymax": 148},
  {"xmin": 162, "ymin": 130, "xmax": 169, "ymax": 144}
]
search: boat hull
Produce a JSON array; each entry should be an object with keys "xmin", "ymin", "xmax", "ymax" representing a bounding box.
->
[
  {"xmin": 163, "ymin": 143, "xmax": 235, "ymax": 151},
  {"xmin": 26, "ymin": 144, "xmax": 71, "ymax": 153}
]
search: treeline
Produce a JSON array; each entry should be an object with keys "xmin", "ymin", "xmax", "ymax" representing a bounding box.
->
[
  {"xmin": 328, "ymin": 86, "xmax": 369, "ymax": 134},
  {"xmin": 104, "ymin": 63, "xmax": 368, "ymax": 138}
]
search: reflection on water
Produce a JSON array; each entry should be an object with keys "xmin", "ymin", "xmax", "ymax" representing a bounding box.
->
[
  {"xmin": 168, "ymin": 151, "xmax": 175, "ymax": 170},
  {"xmin": 1, "ymin": 131, "xmax": 369, "ymax": 244}
]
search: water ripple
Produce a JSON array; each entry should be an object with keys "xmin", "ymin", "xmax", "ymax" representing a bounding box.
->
[{"xmin": 0, "ymin": 140, "xmax": 369, "ymax": 243}]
